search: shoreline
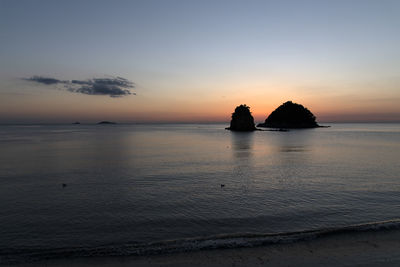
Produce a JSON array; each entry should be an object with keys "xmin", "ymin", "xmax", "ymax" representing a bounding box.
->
[{"xmin": 18, "ymin": 228, "xmax": 400, "ymax": 266}]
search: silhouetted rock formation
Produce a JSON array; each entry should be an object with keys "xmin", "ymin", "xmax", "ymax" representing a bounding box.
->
[
  {"xmin": 97, "ymin": 121, "xmax": 116, "ymax": 124},
  {"xmin": 227, "ymin": 104, "xmax": 256, "ymax": 131},
  {"xmin": 257, "ymin": 101, "xmax": 319, "ymax": 128}
]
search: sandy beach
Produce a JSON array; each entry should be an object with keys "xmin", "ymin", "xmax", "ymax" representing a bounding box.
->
[{"xmin": 21, "ymin": 228, "xmax": 400, "ymax": 267}]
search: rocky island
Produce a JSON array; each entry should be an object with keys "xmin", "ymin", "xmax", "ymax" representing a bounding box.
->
[
  {"xmin": 226, "ymin": 104, "xmax": 257, "ymax": 131},
  {"xmin": 257, "ymin": 101, "xmax": 319, "ymax": 128},
  {"xmin": 97, "ymin": 121, "xmax": 116, "ymax": 125}
]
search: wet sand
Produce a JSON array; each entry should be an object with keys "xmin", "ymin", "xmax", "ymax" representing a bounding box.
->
[{"xmin": 22, "ymin": 229, "xmax": 400, "ymax": 267}]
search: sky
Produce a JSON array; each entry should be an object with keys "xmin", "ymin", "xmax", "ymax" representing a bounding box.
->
[{"xmin": 1, "ymin": 0, "xmax": 399, "ymax": 123}]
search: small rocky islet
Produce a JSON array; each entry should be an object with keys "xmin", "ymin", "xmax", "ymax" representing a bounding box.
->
[
  {"xmin": 257, "ymin": 101, "xmax": 319, "ymax": 129},
  {"xmin": 226, "ymin": 104, "xmax": 257, "ymax": 131},
  {"xmin": 227, "ymin": 101, "xmax": 321, "ymax": 131},
  {"xmin": 97, "ymin": 121, "xmax": 117, "ymax": 125}
]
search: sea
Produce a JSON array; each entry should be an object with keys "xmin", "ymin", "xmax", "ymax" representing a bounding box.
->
[{"xmin": 1, "ymin": 123, "xmax": 400, "ymax": 264}]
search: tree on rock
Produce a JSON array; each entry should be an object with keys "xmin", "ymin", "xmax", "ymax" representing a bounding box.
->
[
  {"xmin": 257, "ymin": 101, "xmax": 319, "ymax": 128},
  {"xmin": 227, "ymin": 104, "xmax": 256, "ymax": 131}
]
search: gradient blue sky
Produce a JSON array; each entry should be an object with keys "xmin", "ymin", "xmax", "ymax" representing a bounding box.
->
[{"xmin": 1, "ymin": 0, "xmax": 399, "ymax": 123}]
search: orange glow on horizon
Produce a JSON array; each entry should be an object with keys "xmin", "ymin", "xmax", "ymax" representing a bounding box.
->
[{"xmin": 1, "ymin": 80, "xmax": 399, "ymax": 123}]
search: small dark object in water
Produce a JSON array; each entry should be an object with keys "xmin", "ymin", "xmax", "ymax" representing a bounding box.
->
[
  {"xmin": 97, "ymin": 121, "xmax": 116, "ymax": 124},
  {"xmin": 62, "ymin": 183, "xmax": 67, "ymax": 188},
  {"xmin": 221, "ymin": 184, "xmax": 225, "ymax": 188},
  {"xmin": 72, "ymin": 122, "xmax": 80, "ymax": 124}
]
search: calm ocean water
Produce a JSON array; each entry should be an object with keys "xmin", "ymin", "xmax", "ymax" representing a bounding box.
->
[{"xmin": 1, "ymin": 123, "xmax": 400, "ymax": 262}]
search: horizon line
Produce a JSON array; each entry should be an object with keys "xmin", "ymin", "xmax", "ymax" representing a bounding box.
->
[{"xmin": 1, "ymin": 120, "xmax": 400, "ymax": 126}]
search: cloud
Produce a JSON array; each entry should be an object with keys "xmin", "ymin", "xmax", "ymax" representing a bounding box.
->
[
  {"xmin": 25, "ymin": 76, "xmax": 66, "ymax": 85},
  {"xmin": 24, "ymin": 76, "xmax": 135, "ymax": 97},
  {"xmin": 68, "ymin": 77, "xmax": 135, "ymax": 97}
]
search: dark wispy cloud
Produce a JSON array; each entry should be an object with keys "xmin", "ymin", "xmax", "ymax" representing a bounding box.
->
[
  {"xmin": 24, "ymin": 76, "xmax": 135, "ymax": 97},
  {"xmin": 25, "ymin": 76, "xmax": 66, "ymax": 85},
  {"xmin": 68, "ymin": 77, "xmax": 135, "ymax": 97}
]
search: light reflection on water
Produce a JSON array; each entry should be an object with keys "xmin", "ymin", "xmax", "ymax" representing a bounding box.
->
[{"xmin": 0, "ymin": 123, "xmax": 400, "ymax": 249}]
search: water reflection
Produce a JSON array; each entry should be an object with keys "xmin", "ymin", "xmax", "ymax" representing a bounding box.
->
[
  {"xmin": 229, "ymin": 132, "xmax": 255, "ymax": 192},
  {"xmin": 274, "ymin": 129, "xmax": 314, "ymax": 153},
  {"xmin": 269, "ymin": 130, "xmax": 316, "ymax": 186},
  {"xmin": 230, "ymin": 132, "xmax": 254, "ymax": 158}
]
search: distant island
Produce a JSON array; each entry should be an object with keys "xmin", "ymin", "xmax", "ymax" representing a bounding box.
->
[
  {"xmin": 257, "ymin": 101, "xmax": 320, "ymax": 128},
  {"xmin": 97, "ymin": 121, "xmax": 117, "ymax": 125},
  {"xmin": 72, "ymin": 122, "xmax": 80, "ymax": 124},
  {"xmin": 226, "ymin": 104, "xmax": 257, "ymax": 131}
]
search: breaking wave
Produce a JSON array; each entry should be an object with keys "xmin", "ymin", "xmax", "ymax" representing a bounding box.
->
[{"xmin": 2, "ymin": 219, "xmax": 400, "ymax": 265}]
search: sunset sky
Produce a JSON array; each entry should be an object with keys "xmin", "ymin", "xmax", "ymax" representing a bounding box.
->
[{"xmin": 1, "ymin": 0, "xmax": 399, "ymax": 123}]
